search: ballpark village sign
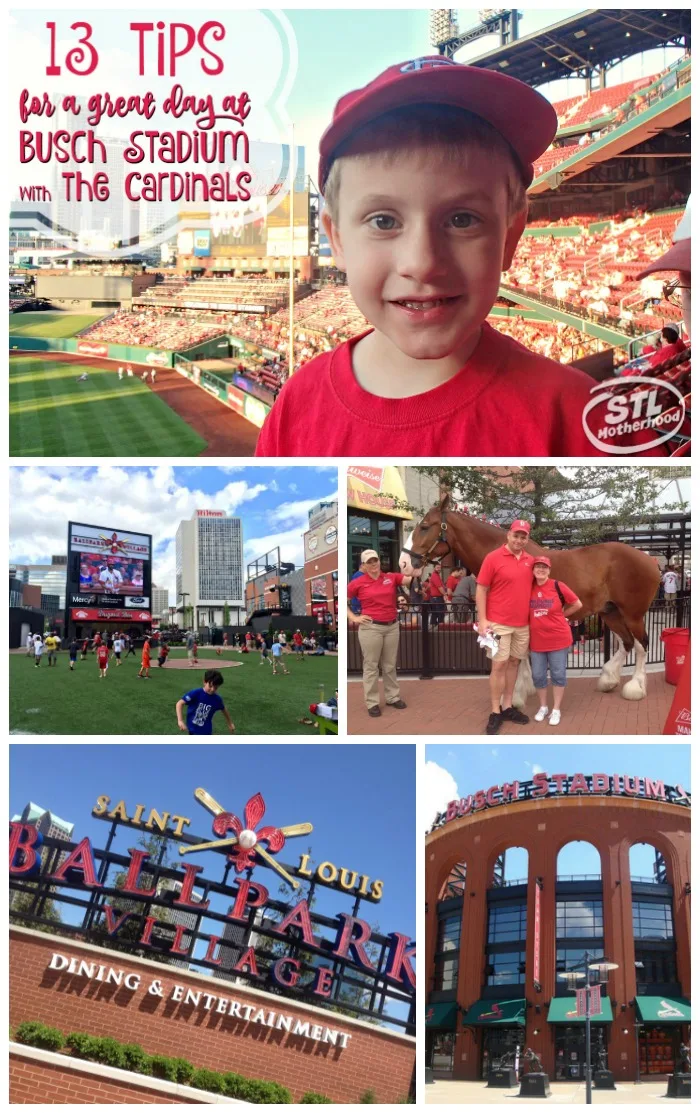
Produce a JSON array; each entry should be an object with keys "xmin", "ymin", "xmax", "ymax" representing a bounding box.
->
[
  {"xmin": 9, "ymin": 787, "xmax": 415, "ymax": 1034},
  {"xmin": 434, "ymin": 772, "xmax": 691, "ymax": 828}
]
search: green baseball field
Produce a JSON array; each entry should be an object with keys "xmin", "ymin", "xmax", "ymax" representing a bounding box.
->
[
  {"xmin": 10, "ymin": 648, "xmax": 338, "ymax": 736},
  {"xmin": 10, "ymin": 355, "xmax": 206, "ymax": 457},
  {"xmin": 9, "ymin": 312, "xmax": 105, "ymax": 338}
]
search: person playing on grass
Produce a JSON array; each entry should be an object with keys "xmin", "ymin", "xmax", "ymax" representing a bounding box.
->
[
  {"xmin": 186, "ymin": 629, "xmax": 196, "ymax": 666},
  {"xmin": 158, "ymin": 640, "xmax": 170, "ymax": 668},
  {"xmin": 176, "ymin": 669, "xmax": 235, "ymax": 735},
  {"xmin": 44, "ymin": 632, "xmax": 58, "ymax": 667},
  {"xmin": 33, "ymin": 634, "xmax": 44, "ymax": 668},
  {"xmin": 278, "ymin": 630, "xmax": 289, "ymax": 654},
  {"xmin": 271, "ymin": 637, "xmax": 290, "ymax": 675},
  {"xmin": 112, "ymin": 633, "xmax": 124, "ymax": 666},
  {"xmin": 76, "ymin": 372, "xmax": 89, "ymax": 382},
  {"xmin": 258, "ymin": 633, "xmax": 273, "ymax": 667},
  {"xmin": 137, "ymin": 636, "xmax": 151, "ymax": 679},
  {"xmin": 97, "ymin": 640, "xmax": 109, "ymax": 679},
  {"xmin": 118, "ymin": 365, "xmax": 124, "ymax": 380},
  {"xmin": 81, "ymin": 637, "xmax": 89, "ymax": 661},
  {"xmin": 192, "ymin": 638, "xmax": 199, "ymax": 666},
  {"xmin": 69, "ymin": 638, "xmax": 79, "ymax": 671},
  {"xmin": 292, "ymin": 629, "xmax": 305, "ymax": 660}
]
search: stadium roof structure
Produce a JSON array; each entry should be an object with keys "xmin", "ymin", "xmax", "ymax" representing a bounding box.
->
[{"xmin": 446, "ymin": 9, "xmax": 691, "ymax": 88}]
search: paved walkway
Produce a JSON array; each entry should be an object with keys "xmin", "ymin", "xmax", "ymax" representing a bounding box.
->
[
  {"xmin": 426, "ymin": 1078, "xmax": 690, "ymax": 1104},
  {"xmin": 348, "ymin": 669, "xmax": 673, "ymax": 735}
]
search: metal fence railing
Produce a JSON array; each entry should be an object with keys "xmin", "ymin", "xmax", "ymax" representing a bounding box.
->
[{"xmin": 348, "ymin": 597, "xmax": 689, "ymax": 677}]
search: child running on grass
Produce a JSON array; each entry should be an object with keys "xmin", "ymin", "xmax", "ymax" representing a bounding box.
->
[
  {"xmin": 69, "ymin": 638, "xmax": 79, "ymax": 671},
  {"xmin": 176, "ymin": 669, "xmax": 235, "ymax": 735},
  {"xmin": 271, "ymin": 638, "xmax": 290, "ymax": 675},
  {"xmin": 96, "ymin": 641, "xmax": 109, "ymax": 679},
  {"xmin": 137, "ymin": 636, "xmax": 151, "ymax": 679},
  {"xmin": 157, "ymin": 641, "xmax": 170, "ymax": 668}
]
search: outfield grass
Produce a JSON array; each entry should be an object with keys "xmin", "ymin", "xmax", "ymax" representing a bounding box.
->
[
  {"xmin": 9, "ymin": 312, "xmax": 106, "ymax": 338},
  {"xmin": 10, "ymin": 648, "xmax": 338, "ymax": 736},
  {"xmin": 10, "ymin": 357, "xmax": 206, "ymax": 456}
]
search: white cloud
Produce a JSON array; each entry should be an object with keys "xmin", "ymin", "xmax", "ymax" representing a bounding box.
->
[
  {"xmin": 9, "ymin": 467, "xmax": 267, "ymax": 604},
  {"xmin": 524, "ymin": 761, "xmax": 545, "ymax": 776},
  {"xmin": 424, "ymin": 761, "xmax": 458, "ymax": 832}
]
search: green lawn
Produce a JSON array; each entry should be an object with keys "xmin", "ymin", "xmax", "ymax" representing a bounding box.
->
[
  {"xmin": 10, "ymin": 357, "xmax": 206, "ymax": 456},
  {"xmin": 9, "ymin": 312, "xmax": 106, "ymax": 338},
  {"xmin": 10, "ymin": 648, "xmax": 338, "ymax": 736}
]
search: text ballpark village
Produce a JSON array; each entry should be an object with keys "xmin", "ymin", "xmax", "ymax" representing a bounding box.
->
[
  {"xmin": 46, "ymin": 952, "xmax": 353, "ymax": 1049},
  {"xmin": 9, "ymin": 826, "xmax": 415, "ymax": 1000},
  {"xmin": 438, "ymin": 772, "xmax": 690, "ymax": 827}
]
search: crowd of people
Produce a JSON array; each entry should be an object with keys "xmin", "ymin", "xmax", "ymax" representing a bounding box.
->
[{"xmin": 82, "ymin": 309, "xmax": 226, "ymax": 351}]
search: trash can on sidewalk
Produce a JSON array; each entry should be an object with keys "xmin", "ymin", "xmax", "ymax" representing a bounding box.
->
[{"xmin": 660, "ymin": 628, "xmax": 690, "ymax": 685}]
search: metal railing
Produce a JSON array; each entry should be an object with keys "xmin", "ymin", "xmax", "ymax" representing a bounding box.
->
[{"xmin": 348, "ymin": 597, "xmax": 689, "ymax": 677}]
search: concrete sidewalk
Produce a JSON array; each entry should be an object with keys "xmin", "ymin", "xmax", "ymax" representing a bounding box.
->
[
  {"xmin": 426, "ymin": 1078, "xmax": 689, "ymax": 1103},
  {"xmin": 348, "ymin": 670, "xmax": 673, "ymax": 735}
]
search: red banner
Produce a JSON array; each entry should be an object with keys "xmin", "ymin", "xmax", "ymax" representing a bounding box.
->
[
  {"xmin": 533, "ymin": 881, "xmax": 541, "ymax": 986},
  {"xmin": 576, "ymin": 984, "xmax": 602, "ymax": 1017},
  {"xmin": 664, "ymin": 644, "xmax": 691, "ymax": 734},
  {"xmin": 227, "ymin": 384, "xmax": 245, "ymax": 414},
  {"xmin": 70, "ymin": 608, "xmax": 152, "ymax": 621}
]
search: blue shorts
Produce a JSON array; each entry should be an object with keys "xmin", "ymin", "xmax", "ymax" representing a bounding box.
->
[{"xmin": 531, "ymin": 648, "xmax": 569, "ymax": 688}]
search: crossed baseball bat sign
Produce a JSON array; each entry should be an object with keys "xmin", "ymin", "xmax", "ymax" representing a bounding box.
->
[{"xmin": 179, "ymin": 787, "xmax": 312, "ymax": 889}]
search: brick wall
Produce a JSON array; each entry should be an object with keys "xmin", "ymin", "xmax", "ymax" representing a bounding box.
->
[
  {"xmin": 10, "ymin": 1054, "xmax": 202, "ymax": 1104},
  {"xmin": 10, "ymin": 929, "xmax": 415, "ymax": 1104}
]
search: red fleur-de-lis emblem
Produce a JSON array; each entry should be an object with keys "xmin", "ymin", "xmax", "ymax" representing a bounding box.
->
[{"xmin": 212, "ymin": 792, "xmax": 285, "ymax": 872}]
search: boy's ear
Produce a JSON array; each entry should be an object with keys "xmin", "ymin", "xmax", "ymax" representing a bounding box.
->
[
  {"xmin": 502, "ymin": 206, "xmax": 528, "ymax": 271},
  {"xmin": 321, "ymin": 209, "xmax": 346, "ymax": 271}
]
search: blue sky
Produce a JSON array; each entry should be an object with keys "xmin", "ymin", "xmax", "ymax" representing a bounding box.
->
[
  {"xmin": 10, "ymin": 742, "xmax": 416, "ymax": 1017},
  {"xmin": 9, "ymin": 466, "xmax": 338, "ymax": 602},
  {"xmin": 426, "ymin": 743, "xmax": 690, "ymax": 875}
]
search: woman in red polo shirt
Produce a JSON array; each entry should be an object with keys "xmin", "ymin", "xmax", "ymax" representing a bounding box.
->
[
  {"xmin": 529, "ymin": 556, "xmax": 582, "ymax": 726},
  {"xmin": 347, "ymin": 549, "xmax": 415, "ymax": 718}
]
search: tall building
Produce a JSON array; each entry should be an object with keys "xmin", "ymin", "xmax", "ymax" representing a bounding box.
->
[
  {"xmin": 11, "ymin": 556, "xmax": 67, "ymax": 609},
  {"xmin": 175, "ymin": 510, "xmax": 244, "ymax": 628},
  {"xmin": 304, "ymin": 500, "xmax": 338, "ymax": 629},
  {"xmin": 10, "ymin": 802, "xmax": 74, "ymax": 908},
  {"xmin": 152, "ymin": 585, "xmax": 170, "ymax": 622}
]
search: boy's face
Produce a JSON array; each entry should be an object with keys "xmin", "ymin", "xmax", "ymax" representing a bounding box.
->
[
  {"xmin": 203, "ymin": 680, "xmax": 220, "ymax": 695},
  {"xmin": 323, "ymin": 145, "xmax": 526, "ymax": 366}
]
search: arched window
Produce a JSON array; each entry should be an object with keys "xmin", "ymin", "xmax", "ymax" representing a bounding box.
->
[
  {"xmin": 629, "ymin": 842, "xmax": 677, "ymax": 991},
  {"xmin": 434, "ymin": 861, "xmax": 465, "ymax": 994},
  {"xmin": 555, "ymin": 842, "xmax": 604, "ymax": 991},
  {"xmin": 491, "ymin": 845, "xmax": 528, "ymax": 887}
]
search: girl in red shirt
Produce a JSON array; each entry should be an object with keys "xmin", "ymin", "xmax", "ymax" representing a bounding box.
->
[{"xmin": 529, "ymin": 557, "xmax": 581, "ymax": 727}]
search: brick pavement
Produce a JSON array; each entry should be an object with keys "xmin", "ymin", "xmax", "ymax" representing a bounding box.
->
[
  {"xmin": 348, "ymin": 669, "xmax": 673, "ymax": 735},
  {"xmin": 426, "ymin": 1078, "xmax": 690, "ymax": 1104}
]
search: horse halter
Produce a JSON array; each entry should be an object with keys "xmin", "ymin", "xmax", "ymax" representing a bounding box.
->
[{"xmin": 402, "ymin": 520, "xmax": 451, "ymax": 567}]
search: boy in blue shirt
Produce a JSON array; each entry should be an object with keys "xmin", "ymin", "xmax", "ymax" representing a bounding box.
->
[{"xmin": 176, "ymin": 669, "xmax": 235, "ymax": 735}]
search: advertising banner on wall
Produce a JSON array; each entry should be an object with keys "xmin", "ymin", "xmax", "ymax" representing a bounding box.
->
[
  {"xmin": 69, "ymin": 525, "xmax": 151, "ymax": 559},
  {"xmin": 193, "ymin": 230, "xmax": 212, "ymax": 257}
]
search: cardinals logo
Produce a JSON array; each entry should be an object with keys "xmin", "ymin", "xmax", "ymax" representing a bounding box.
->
[{"xmin": 99, "ymin": 532, "xmax": 129, "ymax": 556}]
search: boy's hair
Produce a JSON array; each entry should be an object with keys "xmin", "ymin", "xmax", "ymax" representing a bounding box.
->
[
  {"xmin": 323, "ymin": 103, "xmax": 529, "ymax": 225},
  {"xmin": 203, "ymin": 669, "xmax": 224, "ymax": 688},
  {"xmin": 661, "ymin": 325, "xmax": 679, "ymax": 344}
]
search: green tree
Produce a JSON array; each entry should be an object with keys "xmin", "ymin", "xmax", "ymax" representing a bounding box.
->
[
  {"xmin": 223, "ymin": 602, "xmax": 230, "ymax": 626},
  {"xmin": 10, "ymin": 887, "xmax": 62, "ymax": 933},
  {"xmin": 397, "ymin": 466, "xmax": 689, "ymax": 544}
]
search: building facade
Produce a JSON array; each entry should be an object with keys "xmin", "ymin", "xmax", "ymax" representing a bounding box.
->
[
  {"xmin": 426, "ymin": 773, "xmax": 691, "ymax": 1084},
  {"xmin": 175, "ymin": 510, "xmax": 244, "ymax": 628},
  {"xmin": 303, "ymin": 500, "xmax": 338, "ymax": 629},
  {"xmin": 11, "ymin": 556, "xmax": 67, "ymax": 609},
  {"xmin": 347, "ymin": 467, "xmax": 414, "ymax": 574},
  {"xmin": 151, "ymin": 585, "xmax": 170, "ymax": 623}
]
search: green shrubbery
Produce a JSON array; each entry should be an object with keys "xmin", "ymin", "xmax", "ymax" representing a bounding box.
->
[
  {"xmin": 13, "ymin": 1022, "xmax": 303, "ymax": 1102},
  {"xmin": 301, "ymin": 1092, "xmax": 333, "ymax": 1103}
]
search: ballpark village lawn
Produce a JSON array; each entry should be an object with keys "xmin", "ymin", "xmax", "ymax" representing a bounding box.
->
[
  {"xmin": 10, "ymin": 648, "xmax": 338, "ymax": 736},
  {"xmin": 9, "ymin": 312, "xmax": 106, "ymax": 338},
  {"xmin": 10, "ymin": 357, "xmax": 206, "ymax": 456}
]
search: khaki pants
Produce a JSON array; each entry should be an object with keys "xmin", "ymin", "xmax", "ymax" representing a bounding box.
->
[{"xmin": 358, "ymin": 621, "xmax": 401, "ymax": 709}]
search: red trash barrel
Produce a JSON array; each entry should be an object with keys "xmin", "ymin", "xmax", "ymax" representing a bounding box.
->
[{"xmin": 660, "ymin": 628, "xmax": 690, "ymax": 685}]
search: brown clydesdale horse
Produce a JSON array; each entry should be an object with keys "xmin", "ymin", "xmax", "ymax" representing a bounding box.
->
[{"xmin": 399, "ymin": 495, "xmax": 660, "ymax": 702}]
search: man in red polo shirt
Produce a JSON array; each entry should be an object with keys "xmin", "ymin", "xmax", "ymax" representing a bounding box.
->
[
  {"xmin": 347, "ymin": 549, "xmax": 415, "ymax": 717},
  {"xmin": 476, "ymin": 520, "xmax": 535, "ymax": 735},
  {"xmin": 427, "ymin": 561, "xmax": 448, "ymax": 625}
]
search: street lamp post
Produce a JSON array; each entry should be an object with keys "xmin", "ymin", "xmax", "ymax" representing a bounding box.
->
[
  {"xmin": 179, "ymin": 592, "xmax": 190, "ymax": 630},
  {"xmin": 559, "ymin": 955, "xmax": 618, "ymax": 1105}
]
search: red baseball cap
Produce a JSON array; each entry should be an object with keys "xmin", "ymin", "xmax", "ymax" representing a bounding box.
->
[
  {"xmin": 318, "ymin": 56, "xmax": 558, "ymax": 191},
  {"xmin": 532, "ymin": 555, "xmax": 551, "ymax": 568},
  {"xmin": 510, "ymin": 519, "xmax": 531, "ymax": 534}
]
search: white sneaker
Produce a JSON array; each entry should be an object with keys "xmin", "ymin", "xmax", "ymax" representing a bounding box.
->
[
  {"xmin": 549, "ymin": 710, "xmax": 561, "ymax": 726},
  {"xmin": 534, "ymin": 706, "xmax": 550, "ymax": 722}
]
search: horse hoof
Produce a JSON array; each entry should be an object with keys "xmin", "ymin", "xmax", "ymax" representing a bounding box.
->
[
  {"xmin": 622, "ymin": 678, "xmax": 646, "ymax": 701},
  {"xmin": 597, "ymin": 676, "xmax": 620, "ymax": 692}
]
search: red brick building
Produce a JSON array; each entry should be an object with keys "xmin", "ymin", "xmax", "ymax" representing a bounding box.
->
[
  {"xmin": 426, "ymin": 773, "xmax": 690, "ymax": 1083},
  {"xmin": 303, "ymin": 501, "xmax": 338, "ymax": 630},
  {"xmin": 10, "ymin": 928, "xmax": 415, "ymax": 1104}
]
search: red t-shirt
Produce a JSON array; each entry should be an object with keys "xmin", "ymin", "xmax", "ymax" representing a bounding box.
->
[
  {"xmin": 476, "ymin": 545, "xmax": 535, "ymax": 627},
  {"xmin": 529, "ymin": 579, "xmax": 579, "ymax": 652},
  {"xmin": 427, "ymin": 570, "xmax": 446, "ymax": 599},
  {"xmin": 293, "ymin": 633, "xmax": 303, "ymax": 646},
  {"xmin": 347, "ymin": 571, "xmax": 404, "ymax": 623},
  {"xmin": 97, "ymin": 646, "xmax": 109, "ymax": 666},
  {"xmin": 649, "ymin": 339, "xmax": 687, "ymax": 367},
  {"xmin": 446, "ymin": 574, "xmax": 460, "ymax": 595},
  {"xmin": 255, "ymin": 324, "xmax": 663, "ymax": 457}
]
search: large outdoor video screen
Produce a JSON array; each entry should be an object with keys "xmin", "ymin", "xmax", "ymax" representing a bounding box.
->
[{"xmin": 79, "ymin": 553, "xmax": 145, "ymax": 595}]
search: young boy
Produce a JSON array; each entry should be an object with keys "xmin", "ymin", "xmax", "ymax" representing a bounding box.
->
[
  {"xmin": 81, "ymin": 637, "xmax": 89, "ymax": 661},
  {"xmin": 157, "ymin": 641, "xmax": 170, "ymax": 668},
  {"xmin": 113, "ymin": 634, "xmax": 124, "ymax": 666},
  {"xmin": 33, "ymin": 635, "xmax": 44, "ymax": 667},
  {"xmin": 96, "ymin": 640, "xmax": 109, "ymax": 678},
  {"xmin": 69, "ymin": 638, "xmax": 79, "ymax": 671},
  {"xmin": 271, "ymin": 638, "xmax": 290, "ymax": 675},
  {"xmin": 176, "ymin": 669, "xmax": 235, "ymax": 735},
  {"xmin": 258, "ymin": 634, "xmax": 272, "ymax": 667},
  {"xmin": 137, "ymin": 637, "xmax": 151, "ymax": 679},
  {"xmin": 255, "ymin": 58, "xmax": 653, "ymax": 458}
]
